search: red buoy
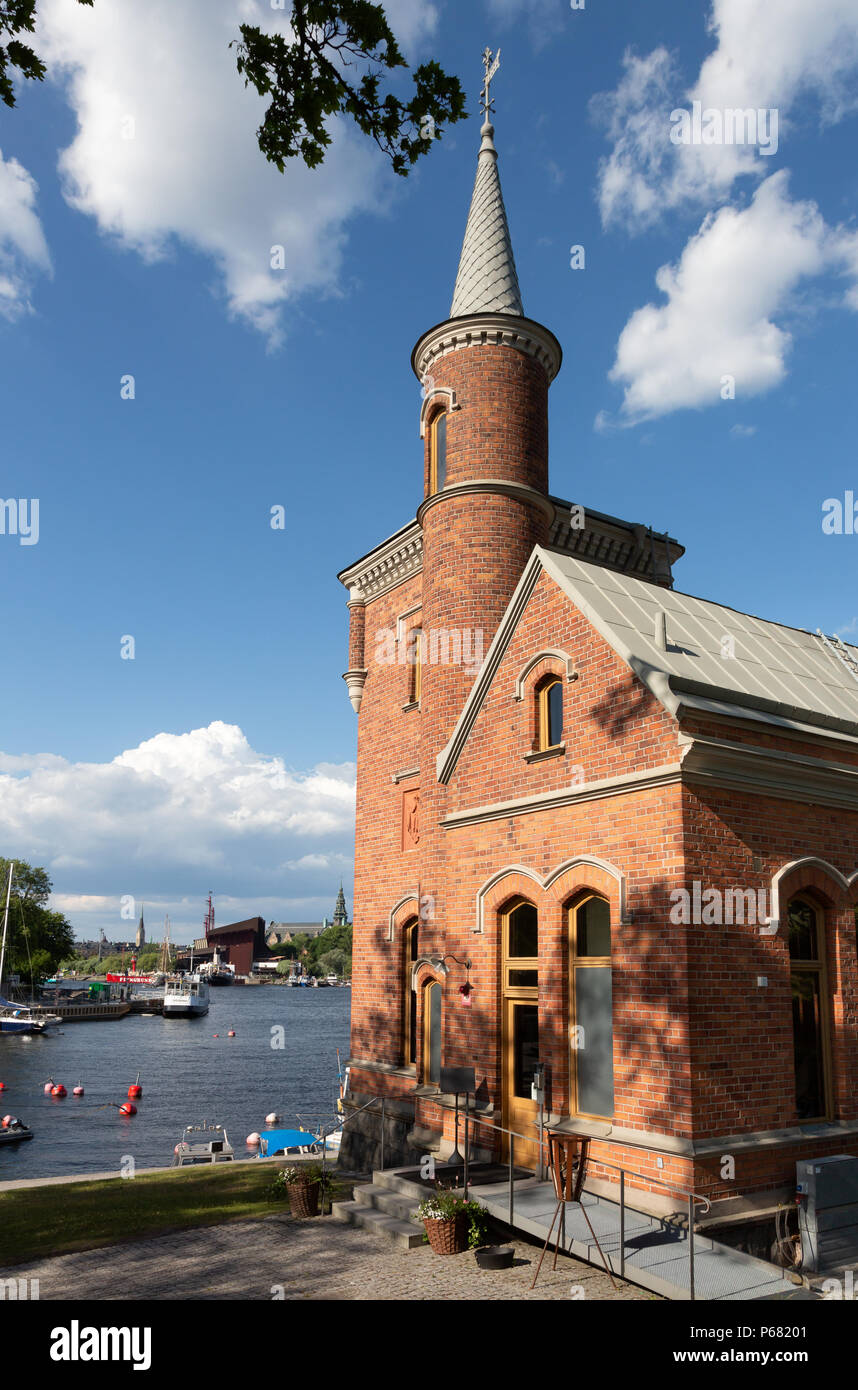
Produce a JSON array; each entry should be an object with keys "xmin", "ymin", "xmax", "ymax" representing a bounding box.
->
[
  {"xmin": 1, "ymin": 1114, "xmax": 14, "ymax": 1127},
  {"xmin": 51, "ymin": 1084, "xmax": 67, "ymax": 1098},
  {"xmin": 73, "ymin": 1083, "xmax": 85, "ymax": 1097},
  {"xmin": 119, "ymin": 1101, "xmax": 137, "ymax": 1116},
  {"xmin": 227, "ymin": 1030, "xmax": 236, "ymax": 1037},
  {"xmin": 128, "ymin": 1072, "xmax": 142, "ymax": 1099},
  {"xmin": 0, "ymin": 1082, "xmax": 6, "ymax": 1091}
]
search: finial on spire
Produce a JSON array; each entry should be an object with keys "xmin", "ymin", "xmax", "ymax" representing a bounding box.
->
[{"xmin": 480, "ymin": 46, "xmax": 501, "ymax": 123}]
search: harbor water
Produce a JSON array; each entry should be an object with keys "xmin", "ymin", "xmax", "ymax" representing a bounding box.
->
[{"xmin": 0, "ymin": 986, "xmax": 350, "ymax": 1180}]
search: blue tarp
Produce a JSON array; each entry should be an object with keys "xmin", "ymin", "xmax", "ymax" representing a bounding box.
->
[{"xmin": 261, "ymin": 1128, "xmax": 321, "ymax": 1156}]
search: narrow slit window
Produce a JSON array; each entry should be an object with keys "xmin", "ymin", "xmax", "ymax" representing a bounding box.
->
[{"xmin": 429, "ymin": 411, "xmax": 447, "ymax": 495}]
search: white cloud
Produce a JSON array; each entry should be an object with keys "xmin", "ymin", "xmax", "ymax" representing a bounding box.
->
[
  {"xmin": 594, "ymin": 1, "xmax": 858, "ymax": 232},
  {"xmin": 36, "ymin": 0, "xmax": 437, "ymax": 342},
  {"xmin": 729, "ymin": 423, "xmax": 757, "ymax": 438},
  {"xmin": 0, "ymin": 721, "xmax": 355, "ymax": 939},
  {"xmin": 0, "ymin": 150, "xmax": 52, "ymax": 320},
  {"xmin": 606, "ymin": 173, "xmax": 835, "ymax": 422}
]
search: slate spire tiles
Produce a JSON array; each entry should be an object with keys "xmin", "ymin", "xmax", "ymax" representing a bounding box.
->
[{"xmin": 450, "ymin": 120, "xmax": 524, "ymax": 318}]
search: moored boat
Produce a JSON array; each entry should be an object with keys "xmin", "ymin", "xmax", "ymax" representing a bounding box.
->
[
  {"xmin": 172, "ymin": 1122, "xmax": 234, "ymax": 1166},
  {"xmin": 0, "ymin": 1118, "xmax": 34, "ymax": 1144},
  {"xmin": 163, "ymin": 973, "xmax": 210, "ymax": 1017}
]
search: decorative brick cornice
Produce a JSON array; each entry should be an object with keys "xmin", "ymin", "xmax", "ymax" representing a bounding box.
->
[
  {"xmin": 338, "ymin": 521, "xmax": 423, "ymax": 602},
  {"xmin": 412, "ymin": 312, "xmax": 562, "ymax": 385}
]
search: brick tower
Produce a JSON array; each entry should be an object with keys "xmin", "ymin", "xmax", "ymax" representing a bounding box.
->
[{"xmin": 412, "ymin": 99, "xmax": 562, "ymax": 983}]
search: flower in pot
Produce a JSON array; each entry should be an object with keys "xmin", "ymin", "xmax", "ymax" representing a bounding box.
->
[
  {"xmin": 416, "ymin": 1189, "xmax": 489, "ymax": 1256},
  {"xmin": 273, "ymin": 1163, "xmax": 328, "ymax": 1218}
]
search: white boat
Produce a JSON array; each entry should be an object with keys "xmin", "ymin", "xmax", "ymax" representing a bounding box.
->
[
  {"xmin": 172, "ymin": 1122, "xmax": 234, "ymax": 1166},
  {"xmin": 163, "ymin": 973, "xmax": 210, "ymax": 1017}
]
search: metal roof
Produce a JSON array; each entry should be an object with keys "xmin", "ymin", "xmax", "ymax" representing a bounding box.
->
[
  {"xmin": 540, "ymin": 549, "xmax": 858, "ymax": 737},
  {"xmin": 450, "ymin": 120, "xmax": 523, "ymax": 318}
]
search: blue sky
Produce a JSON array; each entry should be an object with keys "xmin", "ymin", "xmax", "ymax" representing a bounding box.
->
[{"xmin": 1, "ymin": 0, "xmax": 857, "ymax": 942}]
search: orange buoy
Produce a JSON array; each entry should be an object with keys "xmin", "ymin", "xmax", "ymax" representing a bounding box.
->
[
  {"xmin": 1, "ymin": 1114, "xmax": 14, "ymax": 1127},
  {"xmin": 51, "ymin": 1084, "xmax": 67, "ymax": 1098},
  {"xmin": 73, "ymin": 1083, "xmax": 84, "ymax": 1096},
  {"xmin": 119, "ymin": 1101, "xmax": 137, "ymax": 1116},
  {"xmin": 128, "ymin": 1072, "xmax": 142, "ymax": 1099}
]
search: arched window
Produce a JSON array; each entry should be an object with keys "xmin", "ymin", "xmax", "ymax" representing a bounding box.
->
[
  {"xmin": 788, "ymin": 894, "xmax": 831, "ymax": 1120},
  {"xmin": 569, "ymin": 893, "xmax": 614, "ymax": 1119},
  {"xmin": 409, "ymin": 627, "xmax": 422, "ymax": 704},
  {"xmin": 403, "ymin": 919, "xmax": 419, "ymax": 1065},
  {"xmin": 429, "ymin": 411, "xmax": 447, "ymax": 496},
  {"xmin": 538, "ymin": 676, "xmax": 563, "ymax": 750},
  {"xmin": 422, "ymin": 979, "xmax": 442, "ymax": 1086}
]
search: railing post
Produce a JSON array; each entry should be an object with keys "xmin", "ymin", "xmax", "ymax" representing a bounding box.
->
[
  {"xmin": 509, "ymin": 1134, "xmax": 515, "ymax": 1226},
  {"xmin": 688, "ymin": 1195, "xmax": 695, "ymax": 1301},
  {"xmin": 620, "ymin": 1171, "xmax": 625, "ymax": 1280},
  {"xmin": 321, "ymin": 1129, "xmax": 327, "ymax": 1216},
  {"xmin": 463, "ymin": 1097, "xmax": 470, "ymax": 1201},
  {"xmin": 380, "ymin": 1097, "xmax": 385, "ymax": 1172}
]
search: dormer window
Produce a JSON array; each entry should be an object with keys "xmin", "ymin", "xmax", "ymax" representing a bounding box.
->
[
  {"xmin": 538, "ymin": 676, "xmax": 563, "ymax": 750},
  {"xmin": 429, "ymin": 410, "xmax": 447, "ymax": 495}
]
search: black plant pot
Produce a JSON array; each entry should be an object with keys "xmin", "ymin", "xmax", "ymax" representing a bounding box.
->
[{"xmin": 475, "ymin": 1245, "xmax": 515, "ymax": 1270}]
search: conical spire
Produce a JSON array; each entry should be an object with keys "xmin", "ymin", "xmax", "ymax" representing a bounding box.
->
[
  {"xmin": 450, "ymin": 117, "xmax": 523, "ymax": 319},
  {"xmin": 333, "ymin": 882, "xmax": 348, "ymax": 926}
]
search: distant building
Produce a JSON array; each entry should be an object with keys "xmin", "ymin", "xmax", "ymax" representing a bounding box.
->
[
  {"xmin": 266, "ymin": 886, "xmax": 352, "ymax": 949},
  {"xmin": 175, "ymin": 917, "xmax": 267, "ymax": 977},
  {"xmin": 135, "ymin": 907, "xmax": 146, "ymax": 950}
]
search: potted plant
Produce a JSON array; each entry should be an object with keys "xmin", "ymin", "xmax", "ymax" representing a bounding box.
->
[
  {"xmin": 416, "ymin": 1189, "xmax": 490, "ymax": 1256},
  {"xmin": 271, "ymin": 1163, "xmax": 328, "ymax": 1217}
]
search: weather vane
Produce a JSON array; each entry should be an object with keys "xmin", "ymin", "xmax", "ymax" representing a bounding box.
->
[{"xmin": 481, "ymin": 46, "xmax": 501, "ymax": 120}]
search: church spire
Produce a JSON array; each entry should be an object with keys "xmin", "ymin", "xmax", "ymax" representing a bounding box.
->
[
  {"xmin": 450, "ymin": 48, "xmax": 523, "ymax": 319},
  {"xmin": 333, "ymin": 882, "xmax": 348, "ymax": 927}
]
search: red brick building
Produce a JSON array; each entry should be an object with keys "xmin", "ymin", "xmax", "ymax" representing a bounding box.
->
[{"xmin": 336, "ymin": 107, "xmax": 858, "ymax": 1223}]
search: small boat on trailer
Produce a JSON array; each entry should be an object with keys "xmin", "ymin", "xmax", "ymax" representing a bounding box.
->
[
  {"xmin": 172, "ymin": 1123, "xmax": 234, "ymax": 1166},
  {"xmin": 0, "ymin": 1119, "xmax": 34, "ymax": 1145}
]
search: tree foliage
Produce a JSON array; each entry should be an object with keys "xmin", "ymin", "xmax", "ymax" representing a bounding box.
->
[
  {"xmin": 0, "ymin": 0, "xmax": 92, "ymax": 108},
  {"xmin": 0, "ymin": 857, "xmax": 75, "ymax": 983},
  {"xmin": 3, "ymin": 1, "xmax": 465, "ymax": 176},
  {"xmin": 233, "ymin": 1, "xmax": 466, "ymax": 175}
]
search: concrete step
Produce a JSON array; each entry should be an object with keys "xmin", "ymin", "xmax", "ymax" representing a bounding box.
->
[
  {"xmin": 371, "ymin": 1168, "xmax": 430, "ymax": 1201},
  {"xmin": 353, "ymin": 1183, "xmax": 420, "ymax": 1222},
  {"xmin": 331, "ymin": 1199, "xmax": 425, "ymax": 1250}
]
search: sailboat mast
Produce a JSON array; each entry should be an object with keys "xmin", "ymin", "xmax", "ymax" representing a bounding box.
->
[{"xmin": 0, "ymin": 861, "xmax": 15, "ymax": 991}]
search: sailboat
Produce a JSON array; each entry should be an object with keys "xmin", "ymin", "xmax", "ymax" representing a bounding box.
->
[{"xmin": 0, "ymin": 862, "xmax": 60, "ymax": 1035}]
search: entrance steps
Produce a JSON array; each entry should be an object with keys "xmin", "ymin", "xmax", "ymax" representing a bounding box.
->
[{"xmin": 332, "ymin": 1170, "xmax": 424, "ymax": 1250}]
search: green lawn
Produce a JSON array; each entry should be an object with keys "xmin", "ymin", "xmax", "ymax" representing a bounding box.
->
[{"xmin": 0, "ymin": 1162, "xmax": 343, "ymax": 1267}]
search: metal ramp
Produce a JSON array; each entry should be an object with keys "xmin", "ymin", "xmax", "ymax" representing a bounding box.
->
[{"xmin": 469, "ymin": 1176, "xmax": 807, "ymax": 1301}]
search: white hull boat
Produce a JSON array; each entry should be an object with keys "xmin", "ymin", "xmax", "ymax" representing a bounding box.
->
[{"xmin": 163, "ymin": 973, "xmax": 210, "ymax": 1017}]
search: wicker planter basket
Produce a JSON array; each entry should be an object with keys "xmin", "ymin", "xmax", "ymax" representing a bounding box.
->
[
  {"xmin": 287, "ymin": 1180, "xmax": 320, "ymax": 1218},
  {"xmin": 423, "ymin": 1214, "xmax": 468, "ymax": 1255}
]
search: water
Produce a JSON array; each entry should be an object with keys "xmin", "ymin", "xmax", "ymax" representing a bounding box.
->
[{"xmin": 0, "ymin": 986, "xmax": 350, "ymax": 1179}]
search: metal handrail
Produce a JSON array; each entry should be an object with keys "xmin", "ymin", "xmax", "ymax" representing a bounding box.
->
[{"xmin": 462, "ymin": 1110, "xmax": 710, "ymax": 1298}]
